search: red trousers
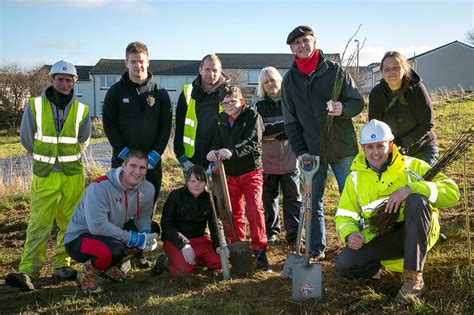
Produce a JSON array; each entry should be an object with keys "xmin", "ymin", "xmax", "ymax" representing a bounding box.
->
[
  {"xmin": 227, "ymin": 168, "xmax": 268, "ymax": 251},
  {"xmin": 163, "ymin": 237, "xmax": 221, "ymax": 278}
]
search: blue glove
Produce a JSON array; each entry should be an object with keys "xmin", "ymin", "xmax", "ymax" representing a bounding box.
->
[
  {"xmin": 127, "ymin": 231, "xmax": 146, "ymax": 248},
  {"xmin": 148, "ymin": 150, "xmax": 161, "ymax": 169},
  {"xmin": 117, "ymin": 147, "xmax": 129, "ymax": 160},
  {"xmin": 206, "ymin": 162, "xmax": 215, "ymax": 179},
  {"xmin": 177, "ymin": 154, "xmax": 194, "ymax": 174}
]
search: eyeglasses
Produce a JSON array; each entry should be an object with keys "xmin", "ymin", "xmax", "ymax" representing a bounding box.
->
[
  {"xmin": 382, "ymin": 65, "xmax": 401, "ymax": 73},
  {"xmin": 221, "ymin": 100, "xmax": 239, "ymax": 106}
]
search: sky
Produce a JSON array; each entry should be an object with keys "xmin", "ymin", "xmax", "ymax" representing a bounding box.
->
[{"xmin": 1, "ymin": 0, "xmax": 473, "ymax": 69}]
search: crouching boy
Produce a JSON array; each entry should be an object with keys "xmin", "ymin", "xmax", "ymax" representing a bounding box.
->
[
  {"xmin": 64, "ymin": 150, "xmax": 160, "ymax": 294},
  {"xmin": 206, "ymin": 85, "xmax": 270, "ymax": 271}
]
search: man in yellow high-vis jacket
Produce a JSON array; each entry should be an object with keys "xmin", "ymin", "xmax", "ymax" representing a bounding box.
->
[
  {"xmin": 334, "ymin": 119, "xmax": 459, "ymax": 304},
  {"xmin": 6, "ymin": 60, "xmax": 91, "ymax": 291},
  {"xmin": 174, "ymin": 54, "xmax": 230, "ymax": 173}
]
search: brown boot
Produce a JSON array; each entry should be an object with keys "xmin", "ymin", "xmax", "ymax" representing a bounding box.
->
[{"xmin": 395, "ymin": 269, "xmax": 426, "ymax": 304}]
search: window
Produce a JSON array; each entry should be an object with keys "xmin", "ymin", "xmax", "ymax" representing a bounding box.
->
[
  {"xmin": 185, "ymin": 76, "xmax": 195, "ymax": 84},
  {"xmin": 247, "ymin": 70, "xmax": 260, "ymax": 85},
  {"xmin": 75, "ymin": 84, "xmax": 83, "ymax": 97},
  {"xmin": 100, "ymin": 75, "xmax": 117, "ymax": 89},
  {"xmin": 160, "ymin": 76, "xmax": 178, "ymax": 91}
]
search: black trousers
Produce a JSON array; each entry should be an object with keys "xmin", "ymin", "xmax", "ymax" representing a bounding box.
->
[
  {"xmin": 262, "ymin": 171, "xmax": 302, "ymax": 241},
  {"xmin": 335, "ymin": 194, "xmax": 432, "ymax": 278},
  {"xmin": 65, "ymin": 221, "xmax": 160, "ymax": 270}
]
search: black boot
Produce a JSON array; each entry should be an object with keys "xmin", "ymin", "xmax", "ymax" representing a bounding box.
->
[
  {"xmin": 151, "ymin": 254, "xmax": 169, "ymax": 276},
  {"xmin": 254, "ymin": 249, "xmax": 272, "ymax": 272}
]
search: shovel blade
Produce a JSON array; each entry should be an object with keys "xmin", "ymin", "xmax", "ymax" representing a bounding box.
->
[
  {"xmin": 281, "ymin": 253, "xmax": 309, "ymax": 279},
  {"xmin": 292, "ymin": 262, "xmax": 322, "ymax": 300},
  {"xmin": 228, "ymin": 241, "xmax": 254, "ymax": 278}
]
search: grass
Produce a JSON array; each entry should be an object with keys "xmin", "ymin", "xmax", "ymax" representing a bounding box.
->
[{"xmin": 0, "ymin": 98, "xmax": 473, "ymax": 313}]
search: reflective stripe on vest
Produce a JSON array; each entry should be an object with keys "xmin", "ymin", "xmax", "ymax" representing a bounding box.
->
[
  {"xmin": 31, "ymin": 96, "xmax": 87, "ymax": 176},
  {"xmin": 182, "ymin": 83, "xmax": 223, "ymax": 158}
]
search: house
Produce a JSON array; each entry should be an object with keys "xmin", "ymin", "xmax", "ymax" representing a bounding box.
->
[
  {"xmin": 87, "ymin": 53, "xmax": 341, "ymax": 117},
  {"xmin": 371, "ymin": 41, "xmax": 474, "ymax": 93}
]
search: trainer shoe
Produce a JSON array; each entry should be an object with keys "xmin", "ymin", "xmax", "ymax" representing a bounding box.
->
[
  {"xmin": 103, "ymin": 260, "xmax": 130, "ymax": 282},
  {"xmin": 310, "ymin": 252, "xmax": 325, "ymax": 261},
  {"xmin": 254, "ymin": 249, "xmax": 272, "ymax": 272},
  {"xmin": 151, "ymin": 254, "xmax": 169, "ymax": 276},
  {"xmin": 132, "ymin": 252, "xmax": 152, "ymax": 269},
  {"xmin": 5, "ymin": 272, "xmax": 35, "ymax": 291},
  {"xmin": 53, "ymin": 267, "xmax": 77, "ymax": 280},
  {"xmin": 77, "ymin": 260, "xmax": 103, "ymax": 294}
]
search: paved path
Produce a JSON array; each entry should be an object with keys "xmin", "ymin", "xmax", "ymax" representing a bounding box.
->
[{"xmin": 0, "ymin": 141, "xmax": 113, "ymax": 184}]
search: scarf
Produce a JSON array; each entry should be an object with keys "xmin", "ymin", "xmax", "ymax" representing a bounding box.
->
[{"xmin": 294, "ymin": 49, "xmax": 320, "ymax": 75}]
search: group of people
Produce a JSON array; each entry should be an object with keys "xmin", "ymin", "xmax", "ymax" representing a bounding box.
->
[{"xmin": 5, "ymin": 25, "xmax": 460, "ymax": 305}]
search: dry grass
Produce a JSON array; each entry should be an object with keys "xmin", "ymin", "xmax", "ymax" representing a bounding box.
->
[{"xmin": 0, "ymin": 98, "xmax": 473, "ymax": 313}]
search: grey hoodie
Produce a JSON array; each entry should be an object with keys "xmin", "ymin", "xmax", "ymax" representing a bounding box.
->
[{"xmin": 64, "ymin": 168, "xmax": 155, "ymax": 244}]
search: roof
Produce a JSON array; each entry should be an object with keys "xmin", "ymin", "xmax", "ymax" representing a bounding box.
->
[
  {"xmin": 40, "ymin": 64, "xmax": 93, "ymax": 81},
  {"xmin": 408, "ymin": 40, "xmax": 474, "ymax": 60},
  {"xmin": 89, "ymin": 52, "xmax": 342, "ymax": 75},
  {"xmin": 89, "ymin": 59, "xmax": 200, "ymax": 75}
]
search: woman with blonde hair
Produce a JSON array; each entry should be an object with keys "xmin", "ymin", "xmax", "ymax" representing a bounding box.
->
[
  {"xmin": 369, "ymin": 51, "xmax": 438, "ymax": 165},
  {"xmin": 252, "ymin": 66, "xmax": 301, "ymax": 245}
]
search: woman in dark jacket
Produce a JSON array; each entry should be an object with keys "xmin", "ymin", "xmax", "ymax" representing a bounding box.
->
[
  {"xmin": 253, "ymin": 67, "xmax": 302, "ymax": 244},
  {"xmin": 369, "ymin": 51, "xmax": 438, "ymax": 165},
  {"xmin": 152, "ymin": 165, "xmax": 223, "ymax": 278}
]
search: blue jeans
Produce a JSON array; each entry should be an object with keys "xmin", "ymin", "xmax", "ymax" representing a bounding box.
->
[{"xmin": 309, "ymin": 156, "xmax": 354, "ymax": 255}]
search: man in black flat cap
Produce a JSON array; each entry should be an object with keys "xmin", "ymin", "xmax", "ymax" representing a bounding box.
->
[{"xmin": 281, "ymin": 25, "xmax": 364, "ymax": 261}]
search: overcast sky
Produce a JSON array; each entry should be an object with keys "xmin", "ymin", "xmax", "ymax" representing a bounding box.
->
[{"xmin": 1, "ymin": 0, "xmax": 472, "ymax": 69}]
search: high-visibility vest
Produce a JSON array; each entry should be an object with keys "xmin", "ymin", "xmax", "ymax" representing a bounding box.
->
[
  {"xmin": 182, "ymin": 83, "xmax": 223, "ymax": 158},
  {"xmin": 30, "ymin": 96, "xmax": 88, "ymax": 177}
]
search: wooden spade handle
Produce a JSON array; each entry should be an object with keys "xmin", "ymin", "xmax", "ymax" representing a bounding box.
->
[{"xmin": 217, "ymin": 159, "xmax": 239, "ymax": 240}]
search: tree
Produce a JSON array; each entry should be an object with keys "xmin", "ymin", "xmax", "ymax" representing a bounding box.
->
[
  {"xmin": 466, "ymin": 29, "xmax": 474, "ymax": 45},
  {"xmin": 0, "ymin": 65, "xmax": 49, "ymax": 130}
]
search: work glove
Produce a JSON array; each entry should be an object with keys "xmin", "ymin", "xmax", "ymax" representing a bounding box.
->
[
  {"xmin": 181, "ymin": 244, "xmax": 196, "ymax": 265},
  {"xmin": 143, "ymin": 237, "xmax": 158, "ymax": 252},
  {"xmin": 298, "ymin": 153, "xmax": 313, "ymax": 171},
  {"xmin": 217, "ymin": 148, "xmax": 232, "ymax": 160},
  {"xmin": 206, "ymin": 150, "xmax": 218, "ymax": 162},
  {"xmin": 177, "ymin": 154, "xmax": 195, "ymax": 174},
  {"xmin": 216, "ymin": 246, "xmax": 230, "ymax": 259},
  {"xmin": 148, "ymin": 150, "xmax": 161, "ymax": 169},
  {"xmin": 117, "ymin": 147, "xmax": 129, "ymax": 160},
  {"xmin": 127, "ymin": 231, "xmax": 158, "ymax": 250}
]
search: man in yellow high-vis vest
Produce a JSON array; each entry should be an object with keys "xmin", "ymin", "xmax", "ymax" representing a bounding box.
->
[
  {"xmin": 5, "ymin": 60, "xmax": 91, "ymax": 291},
  {"xmin": 174, "ymin": 54, "xmax": 230, "ymax": 173}
]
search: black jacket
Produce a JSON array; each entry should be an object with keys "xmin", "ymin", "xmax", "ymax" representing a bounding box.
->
[
  {"xmin": 253, "ymin": 95, "xmax": 297, "ymax": 174},
  {"xmin": 281, "ymin": 50, "xmax": 364, "ymax": 158},
  {"xmin": 368, "ymin": 70, "xmax": 437, "ymax": 155},
  {"xmin": 212, "ymin": 106, "xmax": 263, "ymax": 176},
  {"xmin": 174, "ymin": 74, "xmax": 229, "ymax": 168},
  {"xmin": 161, "ymin": 186, "xmax": 219, "ymax": 250},
  {"xmin": 103, "ymin": 72, "xmax": 172, "ymax": 158}
]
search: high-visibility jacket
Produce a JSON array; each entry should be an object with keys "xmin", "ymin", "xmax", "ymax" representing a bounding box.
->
[
  {"xmin": 31, "ymin": 96, "xmax": 89, "ymax": 177},
  {"xmin": 335, "ymin": 145, "xmax": 460, "ymax": 271},
  {"xmin": 182, "ymin": 83, "xmax": 223, "ymax": 158}
]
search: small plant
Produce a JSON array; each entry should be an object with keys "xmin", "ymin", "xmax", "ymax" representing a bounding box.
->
[{"xmin": 91, "ymin": 117, "xmax": 105, "ymax": 138}]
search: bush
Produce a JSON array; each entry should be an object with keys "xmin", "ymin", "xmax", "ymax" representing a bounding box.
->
[{"xmin": 91, "ymin": 117, "xmax": 105, "ymax": 138}]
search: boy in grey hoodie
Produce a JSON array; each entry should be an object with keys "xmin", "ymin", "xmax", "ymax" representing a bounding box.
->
[{"xmin": 64, "ymin": 150, "xmax": 159, "ymax": 294}]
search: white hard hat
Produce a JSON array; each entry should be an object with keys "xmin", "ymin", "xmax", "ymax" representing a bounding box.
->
[
  {"xmin": 360, "ymin": 119, "xmax": 394, "ymax": 144},
  {"xmin": 49, "ymin": 60, "xmax": 77, "ymax": 80}
]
